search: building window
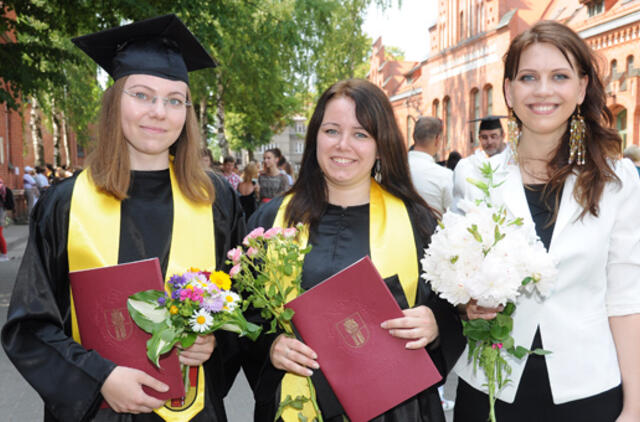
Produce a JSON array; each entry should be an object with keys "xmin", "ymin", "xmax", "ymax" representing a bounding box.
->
[
  {"xmin": 627, "ymin": 55, "xmax": 634, "ymax": 74},
  {"xmin": 587, "ymin": 0, "xmax": 604, "ymax": 17},
  {"xmin": 407, "ymin": 117, "xmax": 415, "ymax": 146},
  {"xmin": 295, "ymin": 141, "xmax": 304, "ymax": 154},
  {"xmin": 433, "ymin": 99, "xmax": 440, "ymax": 118},
  {"xmin": 459, "ymin": 11, "xmax": 464, "ymax": 41},
  {"xmin": 611, "ymin": 59, "xmax": 618, "ymax": 77},
  {"xmin": 0, "ymin": 136, "xmax": 4, "ymax": 164},
  {"xmin": 484, "ymin": 85, "xmax": 493, "ymax": 115},
  {"xmin": 295, "ymin": 122, "xmax": 306, "ymax": 134},
  {"xmin": 616, "ymin": 109, "xmax": 627, "ymax": 149},
  {"xmin": 443, "ymin": 97, "xmax": 451, "ymax": 147},
  {"xmin": 471, "ymin": 89, "xmax": 480, "ymax": 145}
]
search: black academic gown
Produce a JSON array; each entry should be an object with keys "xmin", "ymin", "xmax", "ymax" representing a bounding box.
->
[
  {"xmin": 1, "ymin": 170, "xmax": 245, "ymax": 422},
  {"xmin": 242, "ymin": 196, "xmax": 465, "ymax": 422}
]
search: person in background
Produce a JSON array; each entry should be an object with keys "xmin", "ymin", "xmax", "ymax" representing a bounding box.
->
[
  {"xmin": 35, "ymin": 166, "xmax": 50, "ymax": 194},
  {"xmin": 622, "ymin": 145, "xmax": 640, "ymax": 177},
  {"xmin": 258, "ymin": 148, "xmax": 289, "ymax": 204},
  {"xmin": 453, "ymin": 21, "xmax": 640, "ymax": 422},
  {"xmin": 222, "ymin": 155, "xmax": 241, "ymax": 190},
  {"xmin": 1, "ymin": 15, "xmax": 244, "ymax": 422},
  {"xmin": 243, "ymin": 78, "xmax": 464, "ymax": 422},
  {"xmin": 446, "ymin": 151, "xmax": 462, "ymax": 171},
  {"xmin": 22, "ymin": 166, "xmax": 39, "ymax": 216},
  {"xmin": 238, "ymin": 162, "xmax": 259, "ymax": 219},
  {"xmin": 408, "ymin": 116, "xmax": 452, "ymax": 216},
  {"xmin": 201, "ymin": 147, "xmax": 215, "ymax": 171},
  {"xmin": 0, "ymin": 177, "xmax": 14, "ymax": 262}
]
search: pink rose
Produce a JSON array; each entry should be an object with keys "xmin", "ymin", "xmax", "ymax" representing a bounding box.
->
[
  {"xmin": 227, "ymin": 247, "xmax": 242, "ymax": 264},
  {"xmin": 264, "ymin": 227, "xmax": 283, "ymax": 239},
  {"xmin": 247, "ymin": 247, "xmax": 258, "ymax": 258},
  {"xmin": 229, "ymin": 264, "xmax": 241, "ymax": 277},
  {"xmin": 243, "ymin": 227, "xmax": 265, "ymax": 245},
  {"xmin": 283, "ymin": 227, "xmax": 297, "ymax": 238}
]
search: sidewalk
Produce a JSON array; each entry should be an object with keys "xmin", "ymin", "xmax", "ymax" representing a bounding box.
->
[{"xmin": 3, "ymin": 223, "xmax": 29, "ymax": 253}]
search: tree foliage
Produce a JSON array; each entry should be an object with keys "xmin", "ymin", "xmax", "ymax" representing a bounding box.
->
[{"xmin": 0, "ymin": 0, "xmax": 397, "ymax": 154}]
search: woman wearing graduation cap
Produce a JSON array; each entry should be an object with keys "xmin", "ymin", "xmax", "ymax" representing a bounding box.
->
[
  {"xmin": 242, "ymin": 78, "xmax": 465, "ymax": 422},
  {"xmin": 1, "ymin": 15, "xmax": 244, "ymax": 422}
]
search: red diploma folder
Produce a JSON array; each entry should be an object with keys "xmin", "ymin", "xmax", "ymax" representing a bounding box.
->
[
  {"xmin": 69, "ymin": 258, "xmax": 185, "ymax": 405},
  {"xmin": 285, "ymin": 256, "xmax": 442, "ymax": 422}
]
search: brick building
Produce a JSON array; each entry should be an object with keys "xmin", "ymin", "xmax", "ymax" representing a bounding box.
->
[
  {"xmin": 1, "ymin": 10, "xmax": 82, "ymax": 191},
  {"xmin": 369, "ymin": 0, "xmax": 640, "ymax": 159}
]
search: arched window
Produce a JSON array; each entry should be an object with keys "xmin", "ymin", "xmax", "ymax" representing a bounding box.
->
[
  {"xmin": 627, "ymin": 55, "xmax": 634, "ymax": 74},
  {"xmin": 443, "ymin": 96, "xmax": 451, "ymax": 147},
  {"xmin": 611, "ymin": 59, "xmax": 618, "ymax": 77},
  {"xmin": 483, "ymin": 84, "xmax": 493, "ymax": 115},
  {"xmin": 616, "ymin": 109, "xmax": 627, "ymax": 149},
  {"xmin": 470, "ymin": 88, "xmax": 480, "ymax": 145},
  {"xmin": 460, "ymin": 11, "xmax": 465, "ymax": 41},
  {"xmin": 407, "ymin": 116, "xmax": 415, "ymax": 146},
  {"xmin": 433, "ymin": 99, "xmax": 440, "ymax": 118}
]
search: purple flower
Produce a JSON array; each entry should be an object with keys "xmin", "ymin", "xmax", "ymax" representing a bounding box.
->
[
  {"xmin": 171, "ymin": 290, "xmax": 181, "ymax": 300},
  {"xmin": 157, "ymin": 296, "xmax": 167, "ymax": 306},
  {"xmin": 202, "ymin": 295, "xmax": 224, "ymax": 313},
  {"xmin": 169, "ymin": 274, "xmax": 185, "ymax": 287}
]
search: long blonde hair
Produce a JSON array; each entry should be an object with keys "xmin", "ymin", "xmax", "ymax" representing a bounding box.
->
[{"xmin": 86, "ymin": 76, "xmax": 215, "ymax": 203}]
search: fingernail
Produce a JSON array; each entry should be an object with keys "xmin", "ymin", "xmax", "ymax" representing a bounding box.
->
[
  {"xmin": 160, "ymin": 384, "xmax": 169, "ymax": 392},
  {"xmin": 380, "ymin": 321, "xmax": 387, "ymax": 329},
  {"xmin": 306, "ymin": 369, "xmax": 313, "ymax": 376},
  {"xmin": 312, "ymin": 362, "xmax": 320, "ymax": 369},
  {"xmin": 312, "ymin": 353, "xmax": 318, "ymax": 360}
]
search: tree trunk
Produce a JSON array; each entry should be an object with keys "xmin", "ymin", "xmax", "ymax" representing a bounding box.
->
[
  {"xmin": 199, "ymin": 97, "xmax": 208, "ymax": 149},
  {"xmin": 216, "ymin": 88, "xmax": 230, "ymax": 157},
  {"xmin": 60, "ymin": 109, "xmax": 70, "ymax": 167},
  {"xmin": 51, "ymin": 99, "xmax": 60, "ymax": 166},
  {"xmin": 29, "ymin": 97, "xmax": 42, "ymax": 165}
]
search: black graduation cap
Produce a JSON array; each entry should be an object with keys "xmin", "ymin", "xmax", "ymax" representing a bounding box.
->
[
  {"xmin": 469, "ymin": 115, "xmax": 507, "ymax": 131},
  {"xmin": 72, "ymin": 14, "xmax": 217, "ymax": 84}
]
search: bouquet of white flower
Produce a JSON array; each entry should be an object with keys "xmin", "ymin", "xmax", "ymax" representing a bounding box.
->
[{"xmin": 421, "ymin": 162, "xmax": 557, "ymax": 422}]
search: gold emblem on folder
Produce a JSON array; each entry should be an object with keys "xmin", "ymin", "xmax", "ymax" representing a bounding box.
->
[
  {"xmin": 337, "ymin": 312, "xmax": 369, "ymax": 348},
  {"xmin": 105, "ymin": 308, "xmax": 133, "ymax": 341}
]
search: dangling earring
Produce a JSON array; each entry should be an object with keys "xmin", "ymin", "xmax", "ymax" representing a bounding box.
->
[
  {"xmin": 374, "ymin": 158, "xmax": 382, "ymax": 183},
  {"xmin": 568, "ymin": 105, "xmax": 586, "ymax": 166},
  {"xmin": 507, "ymin": 108, "xmax": 520, "ymax": 157}
]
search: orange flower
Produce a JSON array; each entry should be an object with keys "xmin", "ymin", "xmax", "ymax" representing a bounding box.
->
[
  {"xmin": 170, "ymin": 305, "xmax": 179, "ymax": 315},
  {"xmin": 210, "ymin": 271, "xmax": 232, "ymax": 290}
]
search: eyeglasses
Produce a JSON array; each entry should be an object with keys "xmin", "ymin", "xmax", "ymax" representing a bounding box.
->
[{"xmin": 123, "ymin": 89, "xmax": 192, "ymax": 110}]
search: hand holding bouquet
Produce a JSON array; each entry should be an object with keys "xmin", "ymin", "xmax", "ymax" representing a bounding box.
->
[
  {"xmin": 127, "ymin": 268, "xmax": 261, "ymax": 369},
  {"xmin": 228, "ymin": 225, "xmax": 322, "ymax": 421},
  {"xmin": 421, "ymin": 163, "xmax": 557, "ymax": 422}
]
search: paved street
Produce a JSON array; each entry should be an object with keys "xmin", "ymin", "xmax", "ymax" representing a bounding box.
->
[{"xmin": 0, "ymin": 224, "xmax": 456, "ymax": 421}]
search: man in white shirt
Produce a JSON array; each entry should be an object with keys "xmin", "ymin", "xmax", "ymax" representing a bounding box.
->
[
  {"xmin": 453, "ymin": 116, "xmax": 507, "ymax": 209},
  {"xmin": 22, "ymin": 166, "xmax": 39, "ymax": 216},
  {"xmin": 408, "ymin": 116, "xmax": 453, "ymax": 216}
]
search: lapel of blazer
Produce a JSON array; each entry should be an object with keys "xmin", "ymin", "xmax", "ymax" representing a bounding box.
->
[
  {"xmin": 549, "ymin": 172, "xmax": 579, "ymax": 252},
  {"xmin": 495, "ymin": 151, "xmax": 533, "ymax": 226}
]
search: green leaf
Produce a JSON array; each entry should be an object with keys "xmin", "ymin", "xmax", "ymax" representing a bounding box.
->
[
  {"xmin": 531, "ymin": 348, "xmax": 552, "ymax": 355},
  {"xmin": 127, "ymin": 291, "xmax": 169, "ymax": 334},
  {"xmin": 450, "ymin": 255, "xmax": 459, "ymax": 264},
  {"xmin": 180, "ymin": 333, "xmax": 197, "ymax": 349},
  {"xmin": 503, "ymin": 302, "xmax": 516, "ymax": 316},
  {"xmin": 511, "ymin": 346, "xmax": 530, "ymax": 359},
  {"xmin": 281, "ymin": 307, "xmax": 295, "ymax": 322},
  {"xmin": 490, "ymin": 324, "xmax": 511, "ymax": 341}
]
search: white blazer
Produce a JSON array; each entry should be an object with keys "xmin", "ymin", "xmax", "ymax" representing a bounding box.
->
[{"xmin": 452, "ymin": 147, "xmax": 640, "ymax": 404}]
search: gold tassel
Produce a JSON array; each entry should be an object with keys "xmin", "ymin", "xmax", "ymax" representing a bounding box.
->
[{"xmin": 568, "ymin": 106, "xmax": 586, "ymax": 166}]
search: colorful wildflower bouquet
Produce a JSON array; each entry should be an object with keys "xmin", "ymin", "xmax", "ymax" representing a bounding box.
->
[
  {"xmin": 420, "ymin": 163, "xmax": 557, "ymax": 422},
  {"xmin": 127, "ymin": 268, "xmax": 261, "ymax": 371},
  {"xmin": 227, "ymin": 225, "xmax": 322, "ymax": 421}
]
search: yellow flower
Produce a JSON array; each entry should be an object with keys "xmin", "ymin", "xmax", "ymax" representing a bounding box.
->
[
  {"xmin": 188, "ymin": 267, "xmax": 201, "ymax": 273},
  {"xmin": 170, "ymin": 305, "xmax": 179, "ymax": 315},
  {"xmin": 210, "ymin": 271, "xmax": 232, "ymax": 290}
]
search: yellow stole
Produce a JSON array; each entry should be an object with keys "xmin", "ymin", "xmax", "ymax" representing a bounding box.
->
[
  {"xmin": 68, "ymin": 164, "xmax": 215, "ymax": 421},
  {"xmin": 273, "ymin": 179, "xmax": 418, "ymax": 421}
]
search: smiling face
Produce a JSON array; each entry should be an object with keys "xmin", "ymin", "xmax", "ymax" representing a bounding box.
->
[
  {"xmin": 316, "ymin": 96, "xmax": 377, "ymax": 196},
  {"xmin": 504, "ymin": 42, "xmax": 588, "ymax": 145},
  {"xmin": 120, "ymin": 74, "xmax": 188, "ymax": 169}
]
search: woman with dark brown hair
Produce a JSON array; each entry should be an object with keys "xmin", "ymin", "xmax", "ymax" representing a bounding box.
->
[
  {"xmin": 242, "ymin": 78, "xmax": 465, "ymax": 421},
  {"xmin": 1, "ymin": 15, "xmax": 244, "ymax": 422},
  {"xmin": 453, "ymin": 21, "xmax": 640, "ymax": 422}
]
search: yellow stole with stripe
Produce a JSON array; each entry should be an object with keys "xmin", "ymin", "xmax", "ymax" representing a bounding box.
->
[
  {"xmin": 68, "ymin": 164, "xmax": 215, "ymax": 421},
  {"xmin": 273, "ymin": 179, "xmax": 419, "ymax": 421}
]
